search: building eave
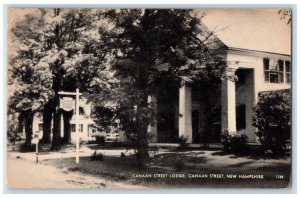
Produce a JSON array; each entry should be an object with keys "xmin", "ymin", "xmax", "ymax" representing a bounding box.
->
[{"xmin": 227, "ymin": 47, "xmax": 291, "ymax": 57}]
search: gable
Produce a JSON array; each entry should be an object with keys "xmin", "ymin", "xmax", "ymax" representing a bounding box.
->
[{"xmin": 200, "ymin": 8, "xmax": 291, "ymax": 55}]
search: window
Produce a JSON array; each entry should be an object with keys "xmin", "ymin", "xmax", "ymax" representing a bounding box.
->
[
  {"xmin": 285, "ymin": 61, "xmax": 291, "ymax": 83},
  {"xmin": 269, "ymin": 60, "xmax": 278, "ymax": 83},
  {"xmin": 71, "ymin": 124, "xmax": 83, "ymax": 132},
  {"xmin": 264, "ymin": 58, "xmax": 270, "ymax": 82},
  {"xmin": 264, "ymin": 58, "xmax": 285, "ymax": 84},
  {"xmin": 71, "ymin": 124, "xmax": 75, "ymax": 132},
  {"xmin": 278, "ymin": 60, "xmax": 284, "ymax": 83},
  {"xmin": 38, "ymin": 123, "xmax": 43, "ymax": 132}
]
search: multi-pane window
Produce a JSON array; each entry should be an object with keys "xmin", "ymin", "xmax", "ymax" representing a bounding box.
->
[
  {"xmin": 71, "ymin": 124, "xmax": 83, "ymax": 132},
  {"xmin": 285, "ymin": 61, "xmax": 291, "ymax": 83},
  {"xmin": 71, "ymin": 124, "xmax": 75, "ymax": 132},
  {"xmin": 278, "ymin": 60, "xmax": 284, "ymax": 83},
  {"xmin": 264, "ymin": 58, "xmax": 290, "ymax": 84},
  {"xmin": 264, "ymin": 58, "xmax": 270, "ymax": 82}
]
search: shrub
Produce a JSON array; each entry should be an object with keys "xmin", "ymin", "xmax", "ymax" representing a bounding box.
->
[
  {"xmin": 19, "ymin": 143, "xmax": 36, "ymax": 153},
  {"xmin": 68, "ymin": 167, "xmax": 81, "ymax": 172},
  {"xmin": 221, "ymin": 129, "xmax": 248, "ymax": 154},
  {"xmin": 253, "ymin": 89, "xmax": 291, "ymax": 155},
  {"xmin": 90, "ymin": 151, "xmax": 104, "ymax": 161},
  {"xmin": 120, "ymin": 152, "xmax": 126, "ymax": 157},
  {"xmin": 148, "ymin": 145, "xmax": 159, "ymax": 157},
  {"xmin": 177, "ymin": 135, "xmax": 189, "ymax": 150},
  {"xmin": 7, "ymin": 131, "xmax": 23, "ymax": 143},
  {"xmin": 95, "ymin": 136, "xmax": 105, "ymax": 146}
]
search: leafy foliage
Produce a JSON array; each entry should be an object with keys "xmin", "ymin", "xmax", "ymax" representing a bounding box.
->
[
  {"xmin": 279, "ymin": 9, "xmax": 291, "ymax": 25},
  {"xmin": 221, "ymin": 129, "xmax": 249, "ymax": 154},
  {"xmin": 19, "ymin": 143, "xmax": 36, "ymax": 153},
  {"xmin": 90, "ymin": 151, "xmax": 104, "ymax": 161},
  {"xmin": 7, "ymin": 131, "xmax": 23, "ymax": 143},
  {"xmin": 95, "ymin": 9, "xmax": 228, "ymax": 168},
  {"xmin": 9, "ymin": 9, "xmax": 229, "ymax": 160},
  {"xmin": 8, "ymin": 9, "xmax": 113, "ymax": 149},
  {"xmin": 177, "ymin": 135, "xmax": 189, "ymax": 150},
  {"xmin": 253, "ymin": 89, "xmax": 291, "ymax": 154},
  {"xmin": 95, "ymin": 136, "xmax": 106, "ymax": 146}
]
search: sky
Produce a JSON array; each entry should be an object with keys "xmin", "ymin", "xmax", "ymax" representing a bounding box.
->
[
  {"xmin": 200, "ymin": 8, "xmax": 291, "ymax": 55},
  {"xmin": 7, "ymin": 8, "xmax": 292, "ymax": 56}
]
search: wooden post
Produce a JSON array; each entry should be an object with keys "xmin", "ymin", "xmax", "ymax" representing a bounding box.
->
[
  {"xmin": 58, "ymin": 89, "xmax": 82, "ymax": 164},
  {"xmin": 75, "ymin": 88, "xmax": 80, "ymax": 164},
  {"xmin": 36, "ymin": 142, "xmax": 38, "ymax": 164}
]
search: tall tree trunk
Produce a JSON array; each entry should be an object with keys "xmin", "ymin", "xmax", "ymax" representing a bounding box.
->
[
  {"xmin": 51, "ymin": 109, "xmax": 61, "ymax": 151},
  {"xmin": 24, "ymin": 110, "xmax": 34, "ymax": 146},
  {"xmin": 40, "ymin": 101, "xmax": 53, "ymax": 144},
  {"xmin": 135, "ymin": 63, "xmax": 151, "ymax": 169},
  {"xmin": 62, "ymin": 110, "xmax": 72, "ymax": 144},
  {"xmin": 17, "ymin": 112, "xmax": 25, "ymax": 133},
  {"xmin": 136, "ymin": 94, "xmax": 149, "ymax": 169}
]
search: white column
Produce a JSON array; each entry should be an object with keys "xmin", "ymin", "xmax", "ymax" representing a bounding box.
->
[
  {"xmin": 147, "ymin": 95, "xmax": 158, "ymax": 142},
  {"xmin": 221, "ymin": 68, "xmax": 237, "ymax": 134},
  {"xmin": 179, "ymin": 83, "xmax": 193, "ymax": 143}
]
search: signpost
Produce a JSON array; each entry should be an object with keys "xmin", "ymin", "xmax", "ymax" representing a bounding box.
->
[
  {"xmin": 58, "ymin": 88, "xmax": 82, "ymax": 164},
  {"xmin": 31, "ymin": 134, "xmax": 39, "ymax": 164},
  {"xmin": 75, "ymin": 88, "xmax": 80, "ymax": 164}
]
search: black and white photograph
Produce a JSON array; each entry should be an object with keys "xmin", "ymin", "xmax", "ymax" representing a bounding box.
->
[{"xmin": 5, "ymin": 7, "xmax": 292, "ymax": 190}]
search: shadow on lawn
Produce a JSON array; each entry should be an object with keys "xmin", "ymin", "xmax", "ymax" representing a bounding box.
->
[
  {"xmin": 149, "ymin": 152, "xmax": 211, "ymax": 172},
  {"xmin": 228, "ymin": 161, "xmax": 254, "ymax": 168},
  {"xmin": 42, "ymin": 148, "xmax": 291, "ymax": 188},
  {"xmin": 211, "ymin": 148, "xmax": 289, "ymax": 160}
]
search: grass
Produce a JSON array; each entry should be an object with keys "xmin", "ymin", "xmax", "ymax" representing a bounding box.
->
[{"xmin": 43, "ymin": 150, "xmax": 291, "ymax": 188}]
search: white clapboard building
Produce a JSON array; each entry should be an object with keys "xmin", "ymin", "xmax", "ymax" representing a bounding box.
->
[{"xmin": 32, "ymin": 97, "xmax": 97, "ymax": 143}]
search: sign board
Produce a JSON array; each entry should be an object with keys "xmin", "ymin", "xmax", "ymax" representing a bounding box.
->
[
  {"xmin": 38, "ymin": 132, "xmax": 43, "ymax": 139},
  {"xmin": 60, "ymin": 97, "xmax": 74, "ymax": 111},
  {"xmin": 31, "ymin": 138, "xmax": 39, "ymax": 144}
]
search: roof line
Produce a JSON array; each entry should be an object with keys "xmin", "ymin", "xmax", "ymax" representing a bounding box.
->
[{"xmin": 227, "ymin": 47, "xmax": 291, "ymax": 56}]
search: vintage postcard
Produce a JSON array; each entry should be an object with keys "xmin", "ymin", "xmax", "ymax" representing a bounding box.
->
[{"xmin": 6, "ymin": 7, "xmax": 292, "ymax": 189}]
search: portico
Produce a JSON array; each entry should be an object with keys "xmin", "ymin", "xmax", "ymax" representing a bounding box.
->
[{"xmin": 147, "ymin": 68, "xmax": 238, "ymax": 144}]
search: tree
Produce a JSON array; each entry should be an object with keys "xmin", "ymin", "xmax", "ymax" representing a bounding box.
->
[
  {"xmin": 99, "ymin": 9, "xmax": 227, "ymax": 168},
  {"xmin": 8, "ymin": 16, "xmax": 54, "ymax": 146},
  {"xmin": 253, "ymin": 89, "xmax": 291, "ymax": 154},
  {"xmin": 8, "ymin": 8, "xmax": 111, "ymax": 149},
  {"xmin": 190, "ymin": 55, "xmax": 226, "ymax": 146},
  {"xmin": 279, "ymin": 9, "xmax": 291, "ymax": 25}
]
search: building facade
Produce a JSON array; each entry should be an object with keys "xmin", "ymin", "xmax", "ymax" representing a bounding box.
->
[
  {"xmin": 32, "ymin": 97, "xmax": 96, "ymax": 143},
  {"xmin": 148, "ymin": 47, "xmax": 291, "ymax": 144},
  {"xmin": 31, "ymin": 47, "xmax": 291, "ymax": 144}
]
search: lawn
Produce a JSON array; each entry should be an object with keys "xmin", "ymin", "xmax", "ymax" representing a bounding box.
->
[{"xmin": 42, "ymin": 148, "xmax": 291, "ymax": 189}]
